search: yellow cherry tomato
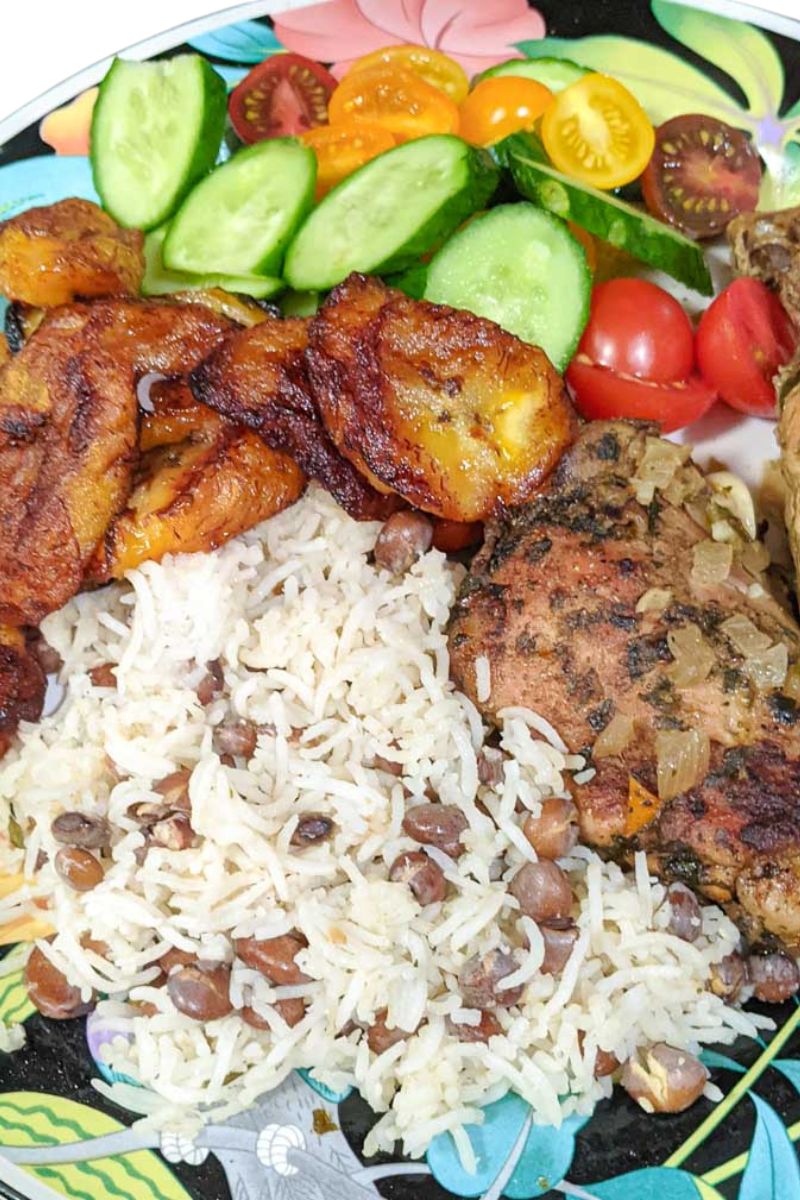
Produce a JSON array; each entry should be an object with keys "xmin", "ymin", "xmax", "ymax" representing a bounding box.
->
[
  {"xmin": 458, "ymin": 77, "xmax": 553, "ymax": 147},
  {"xmin": 302, "ymin": 121, "xmax": 396, "ymax": 198},
  {"xmin": 567, "ymin": 221, "xmax": 597, "ymax": 273},
  {"xmin": 347, "ymin": 44, "xmax": 469, "ymax": 103},
  {"xmin": 328, "ymin": 64, "xmax": 460, "ymax": 142},
  {"xmin": 541, "ymin": 73, "xmax": 655, "ymax": 190}
]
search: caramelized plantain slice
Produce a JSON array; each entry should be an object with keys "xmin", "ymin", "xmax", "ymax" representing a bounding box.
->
[
  {"xmin": 306, "ymin": 274, "xmax": 577, "ymax": 522},
  {"xmin": 0, "ymin": 198, "xmax": 144, "ymax": 307},
  {"xmin": 86, "ymin": 381, "xmax": 305, "ymax": 581},
  {"xmin": 191, "ymin": 317, "xmax": 405, "ymax": 521}
]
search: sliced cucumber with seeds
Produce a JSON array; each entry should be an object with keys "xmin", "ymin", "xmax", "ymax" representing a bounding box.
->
[
  {"xmin": 91, "ymin": 55, "xmax": 226, "ymax": 230},
  {"xmin": 142, "ymin": 227, "xmax": 282, "ymax": 299},
  {"xmin": 424, "ymin": 203, "xmax": 591, "ymax": 370},
  {"xmin": 283, "ymin": 134, "xmax": 499, "ymax": 292},
  {"xmin": 501, "ymin": 131, "xmax": 713, "ymax": 295},
  {"xmin": 477, "ymin": 56, "xmax": 589, "ymax": 92},
  {"xmin": 164, "ymin": 138, "xmax": 316, "ymax": 277}
]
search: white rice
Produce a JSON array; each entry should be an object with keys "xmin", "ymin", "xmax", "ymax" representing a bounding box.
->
[{"xmin": 0, "ymin": 486, "xmax": 770, "ymax": 1159}]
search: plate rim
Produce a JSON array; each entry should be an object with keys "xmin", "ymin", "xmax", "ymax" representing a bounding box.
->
[{"xmin": 1, "ymin": 0, "xmax": 800, "ymax": 150}]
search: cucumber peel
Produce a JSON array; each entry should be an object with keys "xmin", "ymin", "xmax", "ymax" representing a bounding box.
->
[
  {"xmin": 500, "ymin": 131, "xmax": 713, "ymax": 296},
  {"xmin": 476, "ymin": 56, "xmax": 589, "ymax": 91}
]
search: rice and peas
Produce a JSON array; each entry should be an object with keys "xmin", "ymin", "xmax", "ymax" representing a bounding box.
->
[{"xmin": 0, "ymin": 486, "xmax": 770, "ymax": 1162}]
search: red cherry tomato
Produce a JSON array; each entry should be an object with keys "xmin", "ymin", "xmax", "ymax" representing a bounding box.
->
[
  {"xmin": 695, "ymin": 277, "xmax": 796, "ymax": 418},
  {"xmin": 566, "ymin": 361, "xmax": 716, "ymax": 433},
  {"xmin": 642, "ymin": 114, "xmax": 761, "ymax": 240},
  {"xmin": 229, "ymin": 54, "xmax": 338, "ymax": 143},
  {"xmin": 579, "ymin": 279, "xmax": 695, "ymax": 385}
]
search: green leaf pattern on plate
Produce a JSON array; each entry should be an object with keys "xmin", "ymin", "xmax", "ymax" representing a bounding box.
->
[{"xmin": 517, "ymin": 0, "xmax": 800, "ymax": 206}]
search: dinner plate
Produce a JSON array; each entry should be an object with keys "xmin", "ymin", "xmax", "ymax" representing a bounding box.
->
[{"xmin": 1, "ymin": 2, "xmax": 800, "ymax": 1198}]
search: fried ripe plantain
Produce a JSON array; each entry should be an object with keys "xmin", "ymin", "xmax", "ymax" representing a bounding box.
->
[
  {"xmin": 191, "ymin": 317, "xmax": 404, "ymax": 521},
  {"xmin": 306, "ymin": 274, "xmax": 577, "ymax": 522},
  {"xmin": 86, "ymin": 379, "xmax": 305, "ymax": 581},
  {"xmin": 0, "ymin": 625, "xmax": 45, "ymax": 758},
  {"xmin": 0, "ymin": 198, "xmax": 144, "ymax": 307},
  {"xmin": 0, "ymin": 299, "xmax": 233, "ymax": 626}
]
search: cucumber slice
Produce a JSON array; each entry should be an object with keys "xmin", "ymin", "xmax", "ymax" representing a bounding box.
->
[
  {"xmin": 142, "ymin": 227, "xmax": 282, "ymax": 299},
  {"xmin": 283, "ymin": 134, "xmax": 499, "ymax": 292},
  {"xmin": 91, "ymin": 56, "xmax": 226, "ymax": 230},
  {"xmin": 477, "ymin": 56, "xmax": 589, "ymax": 92},
  {"xmin": 281, "ymin": 289, "xmax": 321, "ymax": 317},
  {"xmin": 501, "ymin": 131, "xmax": 713, "ymax": 296},
  {"xmin": 386, "ymin": 262, "xmax": 429, "ymax": 299},
  {"xmin": 164, "ymin": 138, "xmax": 316, "ymax": 277},
  {"xmin": 424, "ymin": 203, "xmax": 590, "ymax": 370}
]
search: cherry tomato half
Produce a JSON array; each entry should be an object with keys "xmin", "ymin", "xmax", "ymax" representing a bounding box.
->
[
  {"xmin": 302, "ymin": 121, "xmax": 396, "ymax": 198},
  {"xmin": 696, "ymin": 277, "xmax": 796, "ymax": 418},
  {"xmin": 347, "ymin": 44, "xmax": 469, "ymax": 103},
  {"xmin": 566, "ymin": 360, "xmax": 716, "ymax": 433},
  {"xmin": 580, "ymin": 279, "xmax": 695, "ymax": 385},
  {"xmin": 328, "ymin": 64, "xmax": 459, "ymax": 142},
  {"xmin": 229, "ymin": 54, "xmax": 338, "ymax": 143},
  {"xmin": 541, "ymin": 73, "xmax": 654, "ymax": 190},
  {"xmin": 642, "ymin": 115, "xmax": 761, "ymax": 240},
  {"xmin": 458, "ymin": 77, "xmax": 553, "ymax": 146}
]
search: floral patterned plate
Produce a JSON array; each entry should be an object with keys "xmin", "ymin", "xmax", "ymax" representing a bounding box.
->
[{"xmin": 1, "ymin": 2, "xmax": 800, "ymax": 1199}]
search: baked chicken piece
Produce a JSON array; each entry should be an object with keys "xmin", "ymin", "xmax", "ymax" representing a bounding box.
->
[
  {"xmin": 0, "ymin": 299, "xmax": 232, "ymax": 626},
  {"xmin": 305, "ymin": 274, "xmax": 576, "ymax": 522},
  {"xmin": 191, "ymin": 315, "xmax": 404, "ymax": 521},
  {"xmin": 86, "ymin": 379, "xmax": 305, "ymax": 580},
  {"xmin": 728, "ymin": 205, "xmax": 800, "ymax": 327},
  {"xmin": 0, "ymin": 198, "xmax": 144, "ymax": 307},
  {"xmin": 450, "ymin": 421, "xmax": 800, "ymax": 948}
]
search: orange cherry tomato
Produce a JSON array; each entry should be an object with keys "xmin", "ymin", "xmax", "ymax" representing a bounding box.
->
[
  {"xmin": 302, "ymin": 121, "xmax": 396, "ymax": 198},
  {"xmin": 347, "ymin": 44, "xmax": 470, "ymax": 103},
  {"xmin": 328, "ymin": 65, "xmax": 460, "ymax": 143},
  {"xmin": 458, "ymin": 77, "xmax": 553, "ymax": 146},
  {"xmin": 567, "ymin": 222, "xmax": 597, "ymax": 273}
]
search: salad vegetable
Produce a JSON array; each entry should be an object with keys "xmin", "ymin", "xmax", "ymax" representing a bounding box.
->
[
  {"xmin": 566, "ymin": 278, "xmax": 715, "ymax": 432},
  {"xmin": 142, "ymin": 227, "xmax": 283, "ymax": 299},
  {"xmin": 478, "ymin": 56, "xmax": 589, "ymax": 93},
  {"xmin": 284, "ymin": 134, "xmax": 499, "ymax": 291},
  {"xmin": 346, "ymin": 44, "xmax": 469, "ymax": 103},
  {"xmin": 540, "ymin": 73, "xmax": 655, "ymax": 190},
  {"xmin": 458, "ymin": 77, "xmax": 553, "ymax": 147},
  {"xmin": 327, "ymin": 64, "xmax": 459, "ymax": 142},
  {"xmin": 696, "ymin": 278, "xmax": 796, "ymax": 418},
  {"xmin": 501, "ymin": 131, "xmax": 713, "ymax": 294},
  {"xmin": 424, "ymin": 203, "xmax": 591, "ymax": 371},
  {"xmin": 91, "ymin": 56, "xmax": 226, "ymax": 229},
  {"xmin": 642, "ymin": 114, "xmax": 761, "ymax": 240},
  {"xmin": 302, "ymin": 121, "xmax": 396, "ymax": 198},
  {"xmin": 228, "ymin": 54, "xmax": 337, "ymax": 143},
  {"xmin": 164, "ymin": 138, "xmax": 316, "ymax": 277}
]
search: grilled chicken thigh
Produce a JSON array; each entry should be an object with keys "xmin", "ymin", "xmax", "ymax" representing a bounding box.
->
[{"xmin": 450, "ymin": 421, "xmax": 800, "ymax": 947}]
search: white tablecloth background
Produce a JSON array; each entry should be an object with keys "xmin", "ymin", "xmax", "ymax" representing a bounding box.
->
[{"xmin": 2, "ymin": 0, "xmax": 799, "ymax": 129}]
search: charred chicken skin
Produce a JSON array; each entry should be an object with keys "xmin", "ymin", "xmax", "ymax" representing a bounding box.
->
[
  {"xmin": 0, "ymin": 198, "xmax": 144, "ymax": 307},
  {"xmin": 0, "ymin": 299, "xmax": 233, "ymax": 627},
  {"xmin": 450, "ymin": 421, "xmax": 800, "ymax": 948}
]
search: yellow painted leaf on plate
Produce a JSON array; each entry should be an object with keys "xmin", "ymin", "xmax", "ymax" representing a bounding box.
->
[{"xmin": 0, "ymin": 1093, "xmax": 192, "ymax": 1200}]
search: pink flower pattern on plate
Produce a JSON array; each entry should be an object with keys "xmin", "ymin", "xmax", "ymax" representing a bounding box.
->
[{"xmin": 272, "ymin": 0, "xmax": 545, "ymax": 78}]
